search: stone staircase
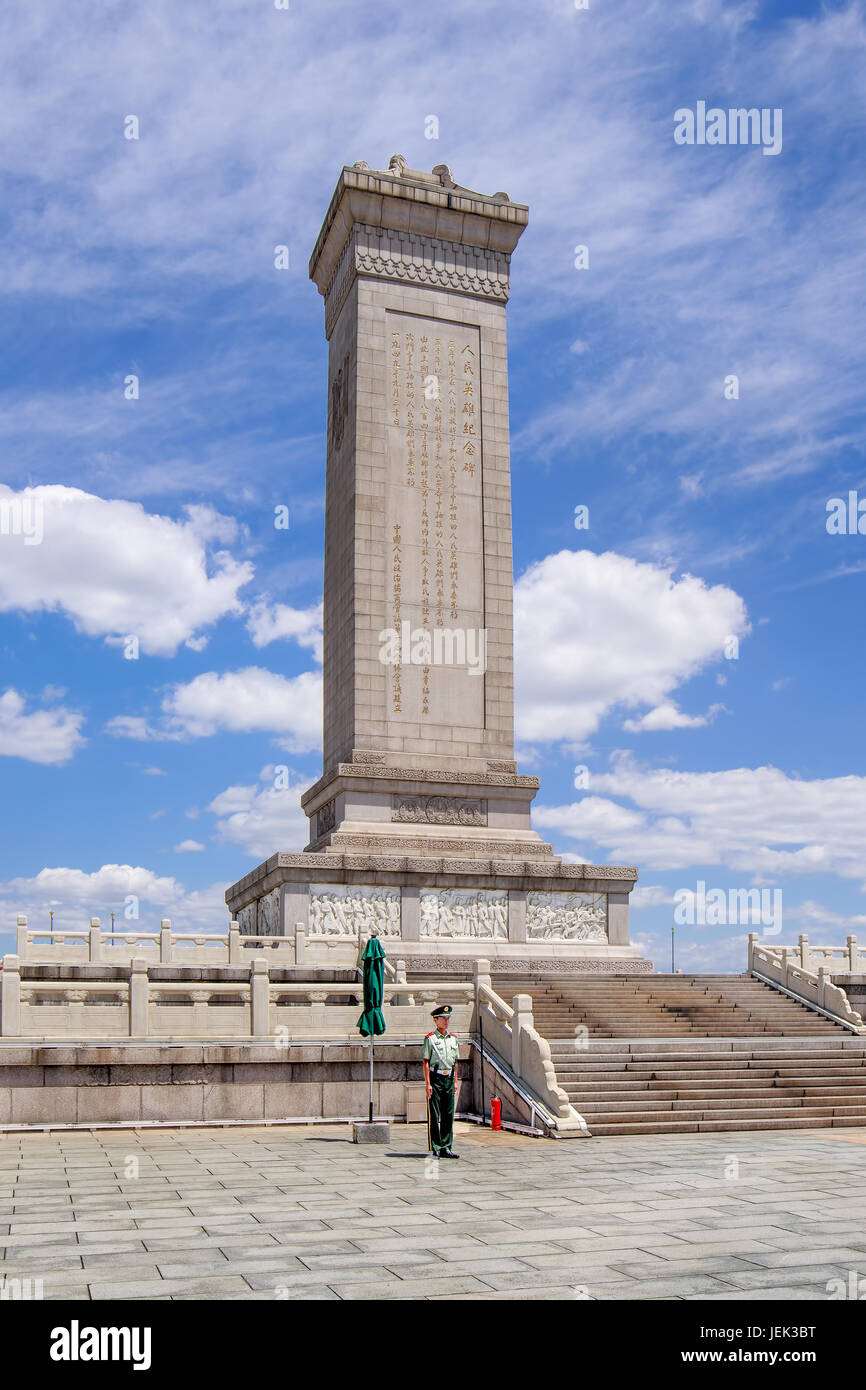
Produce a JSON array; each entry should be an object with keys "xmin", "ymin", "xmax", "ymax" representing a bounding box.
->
[{"xmin": 496, "ymin": 974, "xmax": 866, "ymax": 1135}]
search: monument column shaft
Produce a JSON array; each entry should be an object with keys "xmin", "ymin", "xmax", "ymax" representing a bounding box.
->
[
  {"xmin": 311, "ymin": 166, "xmax": 528, "ymax": 782},
  {"xmin": 325, "ymin": 282, "xmax": 515, "ymax": 772}
]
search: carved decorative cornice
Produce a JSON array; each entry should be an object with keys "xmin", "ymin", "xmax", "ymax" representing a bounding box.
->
[
  {"xmin": 301, "ymin": 762, "xmax": 540, "ymax": 809},
  {"xmin": 404, "ymin": 957, "xmax": 653, "ymax": 975},
  {"xmin": 225, "ymin": 845, "xmax": 636, "ymax": 911},
  {"xmin": 324, "ymin": 222, "xmax": 512, "ymax": 335}
]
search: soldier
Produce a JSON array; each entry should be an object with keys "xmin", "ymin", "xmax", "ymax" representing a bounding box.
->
[{"xmin": 422, "ymin": 1004, "xmax": 460, "ymax": 1158}]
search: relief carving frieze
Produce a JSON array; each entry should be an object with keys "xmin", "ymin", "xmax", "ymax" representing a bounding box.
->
[
  {"xmin": 420, "ymin": 888, "xmax": 507, "ymax": 939},
  {"xmin": 316, "ymin": 799, "xmax": 337, "ymax": 839},
  {"xmin": 391, "ymin": 795, "xmax": 487, "ymax": 826},
  {"xmin": 258, "ymin": 888, "xmax": 281, "ymax": 937},
  {"xmin": 526, "ymin": 892, "xmax": 608, "ymax": 942},
  {"xmin": 309, "ymin": 884, "xmax": 401, "ymax": 937}
]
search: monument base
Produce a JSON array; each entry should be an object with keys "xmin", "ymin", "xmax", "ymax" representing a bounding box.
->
[{"xmin": 225, "ymin": 847, "xmax": 649, "ymax": 977}]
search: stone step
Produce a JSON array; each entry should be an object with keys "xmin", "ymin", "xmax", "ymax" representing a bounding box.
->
[
  {"xmin": 568, "ymin": 1092, "xmax": 866, "ymax": 1109},
  {"xmin": 570, "ymin": 1093, "xmax": 866, "ymax": 1113},
  {"xmin": 557, "ymin": 1068, "xmax": 866, "ymax": 1084},
  {"xmin": 548, "ymin": 1039, "xmax": 866, "ymax": 1053},
  {"xmin": 562, "ymin": 1078, "xmax": 866, "ymax": 1095},
  {"xmin": 554, "ymin": 1046, "xmax": 865, "ymax": 1055},
  {"xmin": 507, "ymin": 973, "xmax": 866, "ymax": 1134},
  {"xmin": 553, "ymin": 1050, "xmax": 866, "ymax": 1063},
  {"xmin": 586, "ymin": 1113, "xmax": 866, "ymax": 1136}
]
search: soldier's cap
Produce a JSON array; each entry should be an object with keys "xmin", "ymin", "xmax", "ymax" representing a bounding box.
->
[{"xmin": 430, "ymin": 1004, "xmax": 452, "ymax": 1018}]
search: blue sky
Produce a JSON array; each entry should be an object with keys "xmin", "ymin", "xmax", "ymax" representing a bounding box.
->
[{"xmin": 1, "ymin": 0, "xmax": 865, "ymax": 971}]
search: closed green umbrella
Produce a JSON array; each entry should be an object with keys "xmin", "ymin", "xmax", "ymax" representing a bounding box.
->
[{"xmin": 356, "ymin": 934, "xmax": 387, "ymax": 1122}]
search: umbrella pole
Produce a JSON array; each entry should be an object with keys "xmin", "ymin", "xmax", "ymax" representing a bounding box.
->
[
  {"xmin": 369, "ymin": 1032, "xmax": 374, "ymax": 1123},
  {"xmin": 479, "ymin": 1008, "xmax": 486, "ymax": 1127}
]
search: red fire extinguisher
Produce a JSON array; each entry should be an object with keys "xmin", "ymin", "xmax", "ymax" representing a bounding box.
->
[{"xmin": 491, "ymin": 1097, "xmax": 501, "ymax": 1130}]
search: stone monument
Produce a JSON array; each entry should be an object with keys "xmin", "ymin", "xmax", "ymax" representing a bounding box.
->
[{"xmin": 226, "ymin": 156, "xmax": 648, "ymax": 977}]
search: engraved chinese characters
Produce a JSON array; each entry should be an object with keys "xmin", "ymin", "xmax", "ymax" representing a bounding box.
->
[
  {"xmin": 309, "ymin": 885, "xmax": 401, "ymax": 937},
  {"xmin": 386, "ymin": 313, "xmax": 484, "ymax": 729},
  {"xmin": 420, "ymin": 889, "xmax": 507, "ymax": 939},
  {"xmin": 526, "ymin": 892, "xmax": 608, "ymax": 941}
]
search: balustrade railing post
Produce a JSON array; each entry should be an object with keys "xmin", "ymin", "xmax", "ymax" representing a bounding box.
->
[
  {"xmin": 848, "ymin": 935, "xmax": 858, "ymax": 972},
  {"xmin": 229, "ymin": 920, "xmax": 241, "ymax": 964},
  {"xmin": 747, "ymin": 933, "xmax": 757, "ymax": 970},
  {"xmin": 250, "ymin": 958, "xmax": 270, "ymax": 1036},
  {"xmin": 295, "ymin": 925, "xmax": 305, "ymax": 965},
  {"xmin": 799, "ymin": 934, "xmax": 810, "ymax": 972},
  {"xmin": 129, "ymin": 957, "xmax": 149, "ymax": 1037},
  {"xmin": 512, "ymin": 994, "xmax": 533, "ymax": 1077},
  {"xmin": 1, "ymin": 955, "xmax": 21, "ymax": 1036},
  {"xmin": 159, "ymin": 919, "xmax": 172, "ymax": 964},
  {"xmin": 817, "ymin": 966, "xmax": 829, "ymax": 1010},
  {"xmin": 89, "ymin": 918, "xmax": 102, "ymax": 963},
  {"xmin": 474, "ymin": 958, "xmax": 491, "ymax": 999},
  {"xmin": 391, "ymin": 959, "xmax": 410, "ymax": 1006},
  {"xmin": 16, "ymin": 916, "xmax": 27, "ymax": 960}
]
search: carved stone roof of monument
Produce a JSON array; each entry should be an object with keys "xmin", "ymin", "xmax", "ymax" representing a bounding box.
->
[
  {"xmin": 309, "ymin": 157, "xmax": 528, "ymax": 296},
  {"xmin": 354, "ymin": 154, "xmax": 515, "ymax": 204}
]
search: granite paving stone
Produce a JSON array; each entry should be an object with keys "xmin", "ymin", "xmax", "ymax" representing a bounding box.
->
[{"xmin": 1, "ymin": 1121, "xmax": 864, "ymax": 1299}]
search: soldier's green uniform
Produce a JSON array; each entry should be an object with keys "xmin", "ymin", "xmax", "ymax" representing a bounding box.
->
[{"xmin": 423, "ymin": 1005, "xmax": 460, "ymax": 1158}]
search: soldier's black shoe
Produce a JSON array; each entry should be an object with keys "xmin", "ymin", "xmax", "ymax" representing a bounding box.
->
[{"xmin": 441, "ymin": 1149, "xmax": 460, "ymax": 1158}]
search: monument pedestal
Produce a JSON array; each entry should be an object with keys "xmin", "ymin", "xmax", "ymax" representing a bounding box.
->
[{"xmin": 226, "ymin": 156, "xmax": 649, "ymax": 980}]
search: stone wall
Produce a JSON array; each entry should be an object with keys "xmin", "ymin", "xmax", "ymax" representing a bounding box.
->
[{"xmin": 0, "ymin": 1042, "xmax": 471, "ymax": 1127}]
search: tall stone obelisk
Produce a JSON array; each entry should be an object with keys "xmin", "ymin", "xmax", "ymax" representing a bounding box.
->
[
  {"xmin": 301, "ymin": 155, "xmax": 544, "ymax": 858},
  {"xmin": 226, "ymin": 157, "xmax": 646, "ymax": 979}
]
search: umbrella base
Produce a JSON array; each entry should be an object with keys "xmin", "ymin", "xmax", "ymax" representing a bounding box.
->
[{"xmin": 352, "ymin": 1120, "xmax": 390, "ymax": 1145}]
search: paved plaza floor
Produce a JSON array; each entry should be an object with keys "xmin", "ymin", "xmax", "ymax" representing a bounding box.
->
[{"xmin": 1, "ymin": 1121, "xmax": 865, "ymax": 1300}]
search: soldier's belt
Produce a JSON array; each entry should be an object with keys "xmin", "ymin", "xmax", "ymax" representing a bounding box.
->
[{"xmin": 431, "ymin": 1067, "xmax": 453, "ymax": 1075}]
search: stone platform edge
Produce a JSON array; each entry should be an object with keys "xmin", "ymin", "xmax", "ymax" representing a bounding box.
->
[{"xmin": 225, "ymin": 852, "xmax": 639, "ymax": 908}]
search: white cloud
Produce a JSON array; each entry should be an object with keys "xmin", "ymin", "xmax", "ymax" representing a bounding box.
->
[
  {"xmin": 515, "ymin": 550, "xmax": 749, "ymax": 746},
  {"xmin": 535, "ymin": 752, "xmax": 866, "ymax": 888},
  {"xmin": 630, "ymin": 884, "xmax": 676, "ymax": 910},
  {"xmin": 0, "ymin": 863, "xmax": 231, "ymax": 936},
  {"xmin": 164, "ymin": 668, "xmax": 322, "ymax": 751},
  {"xmin": 107, "ymin": 667, "xmax": 322, "ymax": 753},
  {"xmin": 207, "ymin": 765, "xmax": 310, "ymax": 859},
  {"xmin": 173, "ymin": 839, "xmax": 205, "ymax": 853},
  {"xmin": 623, "ymin": 700, "xmax": 726, "ymax": 732},
  {"xmin": 0, "ymin": 486, "xmax": 253, "ymax": 656},
  {"xmin": 0, "ymin": 688, "xmax": 85, "ymax": 764},
  {"xmin": 246, "ymin": 600, "xmax": 323, "ymax": 662}
]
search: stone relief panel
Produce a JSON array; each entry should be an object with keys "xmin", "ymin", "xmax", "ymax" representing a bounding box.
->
[
  {"xmin": 309, "ymin": 885, "xmax": 401, "ymax": 937},
  {"xmin": 392, "ymin": 795, "xmax": 486, "ymax": 826},
  {"xmin": 328, "ymin": 351, "xmax": 350, "ymax": 453},
  {"xmin": 316, "ymin": 799, "xmax": 337, "ymax": 839},
  {"xmin": 526, "ymin": 892, "xmax": 608, "ymax": 941},
  {"xmin": 258, "ymin": 888, "xmax": 281, "ymax": 937},
  {"xmin": 420, "ymin": 888, "xmax": 508, "ymax": 939},
  {"xmin": 237, "ymin": 904, "xmax": 256, "ymax": 936}
]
